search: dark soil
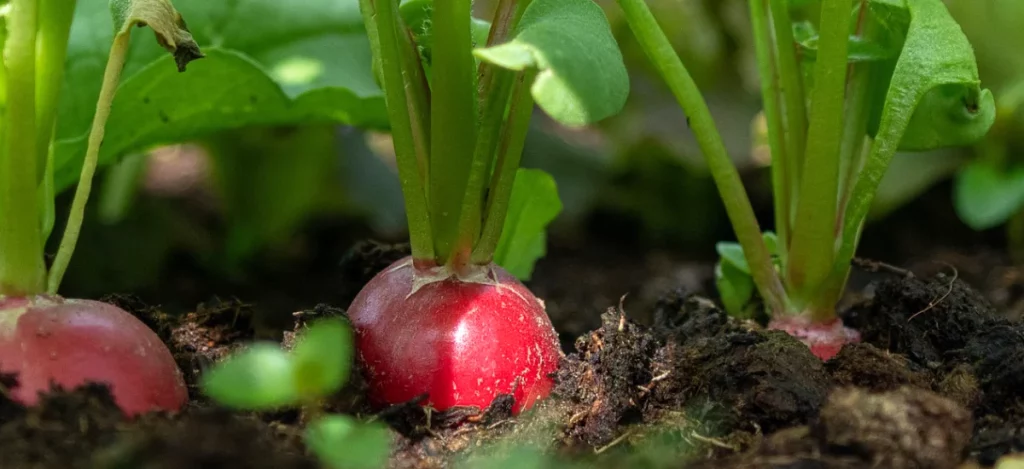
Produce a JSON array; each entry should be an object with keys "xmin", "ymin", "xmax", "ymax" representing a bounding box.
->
[{"xmin": 3, "ymin": 234, "xmax": 1024, "ymax": 468}]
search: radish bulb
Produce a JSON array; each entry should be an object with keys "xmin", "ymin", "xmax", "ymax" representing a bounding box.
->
[
  {"xmin": 347, "ymin": 257, "xmax": 561, "ymax": 414},
  {"xmin": 0, "ymin": 295, "xmax": 187, "ymax": 415}
]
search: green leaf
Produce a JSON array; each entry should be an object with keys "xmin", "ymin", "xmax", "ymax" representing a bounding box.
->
[
  {"xmin": 291, "ymin": 318, "xmax": 354, "ymax": 400},
  {"xmin": 714, "ymin": 232, "xmax": 780, "ymax": 318},
  {"xmin": 474, "ymin": 0, "xmax": 628, "ymax": 127},
  {"xmin": 54, "ymin": 0, "xmax": 386, "ymax": 194},
  {"xmin": 865, "ymin": 0, "xmax": 996, "ymax": 152},
  {"xmin": 715, "ymin": 241, "xmax": 749, "ymax": 274},
  {"xmin": 305, "ymin": 415, "xmax": 391, "ymax": 469},
  {"xmin": 715, "ymin": 261, "xmax": 756, "ymax": 319},
  {"xmin": 953, "ymin": 160, "xmax": 1024, "ymax": 230},
  {"xmin": 493, "ymin": 168, "xmax": 562, "ymax": 280},
  {"xmin": 201, "ymin": 343, "xmax": 299, "ymax": 409}
]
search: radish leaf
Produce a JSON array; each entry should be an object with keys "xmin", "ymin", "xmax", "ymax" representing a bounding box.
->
[
  {"xmin": 292, "ymin": 318, "xmax": 354, "ymax": 400},
  {"xmin": 953, "ymin": 160, "xmax": 1024, "ymax": 230},
  {"xmin": 201, "ymin": 343, "xmax": 298, "ymax": 409},
  {"xmin": 474, "ymin": 0, "xmax": 628, "ymax": 127},
  {"xmin": 305, "ymin": 415, "xmax": 391, "ymax": 469},
  {"xmin": 494, "ymin": 169, "xmax": 561, "ymax": 281},
  {"xmin": 54, "ymin": 0, "xmax": 385, "ymax": 194}
]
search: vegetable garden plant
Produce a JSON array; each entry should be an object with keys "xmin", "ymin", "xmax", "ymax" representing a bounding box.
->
[
  {"xmin": 0, "ymin": 0, "xmax": 202, "ymax": 415},
  {"xmin": 615, "ymin": 0, "xmax": 995, "ymax": 359},
  {"xmin": 343, "ymin": 0, "xmax": 627, "ymax": 413}
]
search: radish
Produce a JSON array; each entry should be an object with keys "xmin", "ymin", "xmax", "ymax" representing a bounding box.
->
[
  {"xmin": 0, "ymin": 296, "xmax": 187, "ymax": 415},
  {"xmin": 348, "ymin": 257, "xmax": 560, "ymax": 413},
  {"xmin": 0, "ymin": 0, "xmax": 200, "ymax": 414},
  {"xmin": 353, "ymin": 0, "xmax": 625, "ymax": 412}
]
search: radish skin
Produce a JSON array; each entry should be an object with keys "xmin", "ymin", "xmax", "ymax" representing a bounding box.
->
[
  {"xmin": 347, "ymin": 257, "xmax": 562, "ymax": 414},
  {"xmin": 0, "ymin": 295, "xmax": 187, "ymax": 415}
]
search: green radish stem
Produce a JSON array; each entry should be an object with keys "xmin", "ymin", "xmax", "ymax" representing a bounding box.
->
[
  {"xmin": 471, "ymin": 70, "xmax": 537, "ymax": 264},
  {"xmin": 360, "ymin": 0, "xmax": 434, "ymax": 261},
  {"xmin": 784, "ymin": 0, "xmax": 851, "ymax": 318},
  {"xmin": 0, "ymin": 0, "xmax": 46, "ymax": 297},
  {"xmin": 614, "ymin": 0, "xmax": 788, "ymax": 315},
  {"xmin": 47, "ymin": 33, "xmax": 132, "ymax": 293},
  {"xmin": 429, "ymin": 0, "xmax": 478, "ymax": 266}
]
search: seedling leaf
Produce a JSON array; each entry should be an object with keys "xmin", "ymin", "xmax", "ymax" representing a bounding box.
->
[
  {"xmin": 716, "ymin": 261, "xmax": 756, "ymax": 319},
  {"xmin": 953, "ymin": 160, "xmax": 1024, "ymax": 230},
  {"xmin": 474, "ymin": 0, "xmax": 628, "ymax": 127},
  {"xmin": 201, "ymin": 343, "xmax": 299, "ymax": 409},
  {"xmin": 494, "ymin": 169, "xmax": 562, "ymax": 280},
  {"xmin": 292, "ymin": 318, "xmax": 354, "ymax": 400},
  {"xmin": 305, "ymin": 415, "xmax": 391, "ymax": 469},
  {"xmin": 54, "ymin": 0, "xmax": 385, "ymax": 194}
]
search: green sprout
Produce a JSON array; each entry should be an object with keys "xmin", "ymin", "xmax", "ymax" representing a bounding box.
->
[
  {"xmin": 614, "ymin": 0, "xmax": 995, "ymax": 355},
  {"xmin": 202, "ymin": 318, "xmax": 390, "ymax": 469}
]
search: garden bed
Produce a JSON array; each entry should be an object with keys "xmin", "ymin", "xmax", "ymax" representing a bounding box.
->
[{"xmin": 3, "ymin": 217, "xmax": 1023, "ymax": 469}]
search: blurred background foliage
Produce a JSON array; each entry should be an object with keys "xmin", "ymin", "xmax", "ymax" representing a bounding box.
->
[{"xmin": 55, "ymin": 0, "xmax": 1024, "ymax": 304}]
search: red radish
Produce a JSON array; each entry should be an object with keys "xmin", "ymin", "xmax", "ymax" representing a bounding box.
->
[
  {"xmin": 768, "ymin": 316, "xmax": 860, "ymax": 361},
  {"xmin": 347, "ymin": 256, "xmax": 562, "ymax": 414},
  {"xmin": 0, "ymin": 295, "xmax": 187, "ymax": 415}
]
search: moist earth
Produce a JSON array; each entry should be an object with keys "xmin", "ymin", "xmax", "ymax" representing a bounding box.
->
[{"xmin": 1, "ymin": 241, "xmax": 1023, "ymax": 468}]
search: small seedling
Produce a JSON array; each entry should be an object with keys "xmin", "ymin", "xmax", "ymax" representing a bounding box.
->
[
  {"xmin": 202, "ymin": 318, "xmax": 390, "ymax": 469},
  {"xmin": 348, "ymin": 0, "xmax": 628, "ymax": 413},
  {"xmin": 615, "ymin": 0, "xmax": 995, "ymax": 359},
  {"xmin": 0, "ymin": 0, "xmax": 203, "ymax": 414}
]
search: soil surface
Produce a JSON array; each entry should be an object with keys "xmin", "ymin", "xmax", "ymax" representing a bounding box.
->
[{"xmin": 3, "ymin": 225, "xmax": 1024, "ymax": 468}]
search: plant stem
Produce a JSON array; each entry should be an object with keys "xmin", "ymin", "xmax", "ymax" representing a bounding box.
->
[
  {"xmin": 47, "ymin": 33, "xmax": 131, "ymax": 293},
  {"xmin": 748, "ymin": 0, "xmax": 789, "ymax": 265},
  {"xmin": 0, "ymin": 0, "xmax": 45, "ymax": 297},
  {"xmin": 359, "ymin": 0, "xmax": 434, "ymax": 261},
  {"xmin": 768, "ymin": 0, "xmax": 806, "ymax": 228},
  {"xmin": 471, "ymin": 70, "xmax": 536, "ymax": 264},
  {"xmin": 35, "ymin": 0, "xmax": 77, "ymax": 243},
  {"xmin": 785, "ymin": 0, "xmax": 850, "ymax": 315},
  {"xmin": 615, "ymin": 0, "xmax": 788, "ymax": 314},
  {"xmin": 453, "ymin": 0, "xmax": 524, "ymax": 268},
  {"xmin": 430, "ymin": 0, "xmax": 478, "ymax": 266}
]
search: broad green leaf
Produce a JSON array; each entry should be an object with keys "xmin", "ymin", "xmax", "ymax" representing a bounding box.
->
[
  {"xmin": 201, "ymin": 343, "xmax": 299, "ymax": 409},
  {"xmin": 305, "ymin": 415, "xmax": 391, "ymax": 469},
  {"xmin": 474, "ymin": 0, "xmax": 628, "ymax": 127},
  {"xmin": 54, "ymin": 0, "xmax": 386, "ymax": 194},
  {"xmin": 494, "ymin": 168, "xmax": 561, "ymax": 281},
  {"xmin": 292, "ymin": 318, "xmax": 354, "ymax": 400},
  {"xmin": 953, "ymin": 160, "xmax": 1024, "ymax": 230},
  {"xmin": 864, "ymin": 0, "xmax": 995, "ymax": 153}
]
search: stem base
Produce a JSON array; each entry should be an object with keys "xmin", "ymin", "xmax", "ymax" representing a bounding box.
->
[{"xmin": 768, "ymin": 316, "xmax": 860, "ymax": 361}]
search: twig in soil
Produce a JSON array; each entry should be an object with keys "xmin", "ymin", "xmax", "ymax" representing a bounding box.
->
[
  {"xmin": 637, "ymin": 370, "xmax": 672, "ymax": 395},
  {"xmin": 908, "ymin": 262, "xmax": 958, "ymax": 323},
  {"xmin": 594, "ymin": 429, "xmax": 633, "ymax": 454},
  {"xmin": 852, "ymin": 257, "xmax": 915, "ymax": 278},
  {"xmin": 690, "ymin": 432, "xmax": 737, "ymax": 451},
  {"xmin": 617, "ymin": 294, "xmax": 629, "ymax": 332}
]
